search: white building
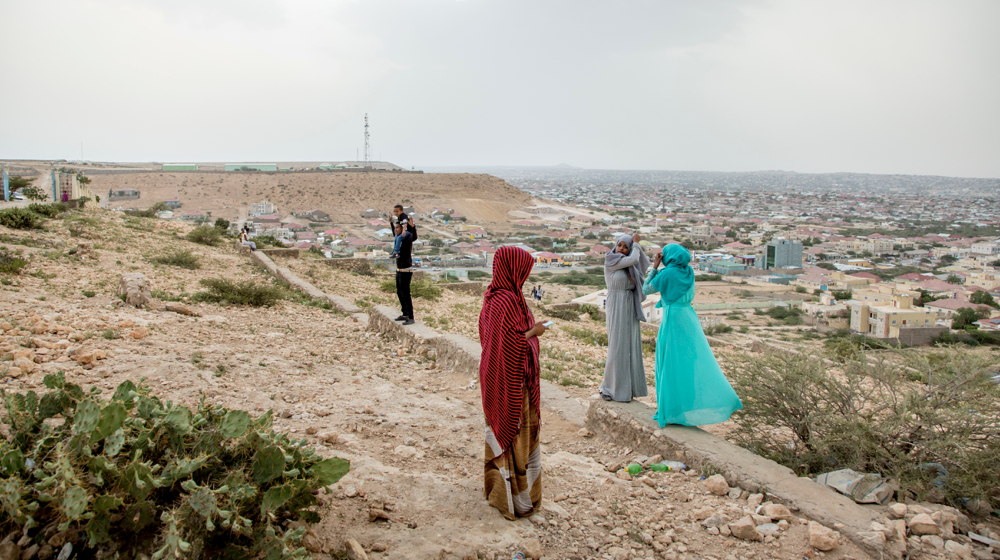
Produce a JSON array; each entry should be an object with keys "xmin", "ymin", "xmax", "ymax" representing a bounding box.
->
[
  {"xmin": 571, "ymin": 290, "xmax": 664, "ymax": 324},
  {"xmin": 971, "ymin": 242, "xmax": 1000, "ymax": 256},
  {"xmin": 250, "ymin": 200, "xmax": 275, "ymax": 217}
]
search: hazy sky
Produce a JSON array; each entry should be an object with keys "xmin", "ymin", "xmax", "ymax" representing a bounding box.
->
[{"xmin": 1, "ymin": 0, "xmax": 998, "ymax": 177}]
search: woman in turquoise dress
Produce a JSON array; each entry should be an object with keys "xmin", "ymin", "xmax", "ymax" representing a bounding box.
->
[{"xmin": 643, "ymin": 244, "xmax": 743, "ymax": 427}]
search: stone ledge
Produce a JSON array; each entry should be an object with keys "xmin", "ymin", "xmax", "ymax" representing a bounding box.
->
[{"xmin": 586, "ymin": 399, "xmax": 890, "ymax": 558}]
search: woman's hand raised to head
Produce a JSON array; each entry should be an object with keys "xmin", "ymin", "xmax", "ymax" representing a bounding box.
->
[
  {"xmin": 653, "ymin": 252, "xmax": 663, "ymax": 268},
  {"xmin": 633, "ymin": 233, "xmax": 641, "ymax": 244}
]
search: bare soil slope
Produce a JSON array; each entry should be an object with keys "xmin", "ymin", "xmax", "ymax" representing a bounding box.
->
[{"xmin": 89, "ymin": 172, "xmax": 531, "ymax": 224}]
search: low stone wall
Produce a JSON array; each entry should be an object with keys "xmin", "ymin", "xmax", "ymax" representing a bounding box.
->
[
  {"xmin": 586, "ymin": 399, "xmax": 895, "ymax": 558},
  {"xmin": 325, "ymin": 258, "xmax": 372, "ymax": 275},
  {"xmin": 260, "ymin": 248, "xmax": 300, "ymax": 258},
  {"xmin": 251, "ymin": 251, "xmax": 362, "ymax": 314},
  {"xmin": 439, "ymin": 282, "xmax": 486, "ymax": 296},
  {"xmin": 887, "ymin": 326, "xmax": 950, "ymax": 347}
]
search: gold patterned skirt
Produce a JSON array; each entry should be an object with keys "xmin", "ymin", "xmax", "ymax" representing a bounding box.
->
[{"xmin": 483, "ymin": 387, "xmax": 542, "ymax": 520}]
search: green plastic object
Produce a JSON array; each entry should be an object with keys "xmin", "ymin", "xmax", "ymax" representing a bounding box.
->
[
  {"xmin": 626, "ymin": 463, "xmax": 642, "ymax": 475},
  {"xmin": 650, "ymin": 463, "xmax": 668, "ymax": 472}
]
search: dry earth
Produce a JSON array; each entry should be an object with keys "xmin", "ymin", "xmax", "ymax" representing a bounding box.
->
[
  {"xmin": 1, "ymin": 208, "xmax": 996, "ymax": 560},
  {"xmin": 86, "ymin": 172, "xmax": 531, "ymax": 224}
]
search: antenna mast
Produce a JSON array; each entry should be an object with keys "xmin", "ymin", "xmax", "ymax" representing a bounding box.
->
[{"xmin": 364, "ymin": 114, "xmax": 370, "ymax": 169}]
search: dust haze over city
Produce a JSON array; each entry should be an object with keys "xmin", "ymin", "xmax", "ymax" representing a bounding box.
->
[{"xmin": 2, "ymin": 2, "xmax": 1000, "ymax": 560}]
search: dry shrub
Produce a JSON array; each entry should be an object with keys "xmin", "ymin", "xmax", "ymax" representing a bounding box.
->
[{"xmin": 727, "ymin": 347, "xmax": 1000, "ymax": 508}]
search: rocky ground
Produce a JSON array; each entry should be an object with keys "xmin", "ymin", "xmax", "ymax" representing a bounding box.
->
[{"xmin": 1, "ymin": 208, "xmax": 998, "ymax": 560}]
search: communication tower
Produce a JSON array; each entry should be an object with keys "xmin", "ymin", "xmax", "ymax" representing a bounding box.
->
[{"xmin": 364, "ymin": 114, "xmax": 370, "ymax": 169}]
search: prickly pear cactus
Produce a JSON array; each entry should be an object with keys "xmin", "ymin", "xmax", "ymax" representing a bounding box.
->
[{"xmin": 0, "ymin": 372, "xmax": 349, "ymax": 559}]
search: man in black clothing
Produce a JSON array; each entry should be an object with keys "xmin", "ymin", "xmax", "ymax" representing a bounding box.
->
[{"xmin": 392, "ymin": 205, "xmax": 417, "ymax": 325}]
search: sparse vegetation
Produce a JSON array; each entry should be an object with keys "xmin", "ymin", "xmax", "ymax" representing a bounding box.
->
[
  {"xmin": 0, "ymin": 250, "xmax": 28, "ymax": 275},
  {"xmin": 728, "ymin": 348, "xmax": 1000, "ymax": 507},
  {"xmin": 192, "ymin": 278, "xmax": 285, "ymax": 307},
  {"xmin": 151, "ymin": 249, "xmax": 202, "ymax": 270},
  {"xmin": 379, "ymin": 277, "xmax": 442, "ymax": 301},
  {"xmin": 185, "ymin": 225, "xmax": 223, "ymax": 246},
  {"xmin": 0, "ymin": 207, "xmax": 43, "ymax": 230}
]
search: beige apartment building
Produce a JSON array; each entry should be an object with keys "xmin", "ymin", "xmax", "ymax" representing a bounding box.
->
[
  {"xmin": 965, "ymin": 270, "xmax": 1000, "ymax": 291},
  {"xmin": 850, "ymin": 286, "xmax": 944, "ymax": 340},
  {"xmin": 853, "ymin": 238, "xmax": 895, "ymax": 255}
]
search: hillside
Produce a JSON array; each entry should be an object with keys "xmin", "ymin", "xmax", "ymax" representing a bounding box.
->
[{"xmin": 87, "ymin": 171, "xmax": 531, "ymax": 223}]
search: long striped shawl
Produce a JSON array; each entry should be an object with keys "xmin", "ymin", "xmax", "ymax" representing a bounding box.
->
[{"xmin": 479, "ymin": 246, "xmax": 540, "ymax": 453}]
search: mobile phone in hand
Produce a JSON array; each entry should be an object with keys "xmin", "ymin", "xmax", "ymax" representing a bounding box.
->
[{"xmin": 542, "ymin": 321, "xmax": 554, "ymax": 328}]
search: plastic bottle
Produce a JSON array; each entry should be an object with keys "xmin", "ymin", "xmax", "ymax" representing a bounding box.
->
[
  {"xmin": 650, "ymin": 461, "xmax": 687, "ymax": 472},
  {"xmin": 626, "ymin": 463, "xmax": 642, "ymax": 476}
]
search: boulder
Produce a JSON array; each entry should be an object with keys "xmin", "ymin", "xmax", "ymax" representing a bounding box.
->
[
  {"xmin": 0, "ymin": 541, "xmax": 20, "ymax": 560},
  {"xmin": 944, "ymin": 540, "xmax": 974, "ymax": 560},
  {"xmin": 13, "ymin": 357, "xmax": 37, "ymax": 376},
  {"xmin": 729, "ymin": 516, "xmax": 762, "ymax": 541},
  {"xmin": 128, "ymin": 327, "xmax": 150, "ymax": 340},
  {"xmin": 762, "ymin": 503, "xmax": 793, "ymax": 521},
  {"xmin": 908, "ymin": 513, "xmax": 940, "ymax": 536},
  {"xmin": 118, "ymin": 273, "xmax": 152, "ymax": 308},
  {"xmin": 343, "ymin": 539, "xmax": 367, "ymax": 560},
  {"xmin": 887, "ymin": 503, "xmax": 907, "ymax": 519},
  {"xmin": 704, "ymin": 474, "xmax": 729, "ymax": 496},
  {"xmin": 521, "ymin": 538, "xmax": 544, "ymax": 560},
  {"xmin": 808, "ymin": 521, "xmax": 838, "ymax": 551},
  {"xmin": 165, "ymin": 303, "xmax": 201, "ymax": 317}
]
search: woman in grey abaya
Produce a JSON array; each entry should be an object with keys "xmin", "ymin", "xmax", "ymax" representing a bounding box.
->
[{"xmin": 600, "ymin": 233, "xmax": 651, "ymax": 402}]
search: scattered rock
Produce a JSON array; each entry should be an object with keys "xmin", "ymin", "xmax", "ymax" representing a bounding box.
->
[
  {"xmin": 808, "ymin": 521, "xmax": 838, "ymax": 551},
  {"xmin": 368, "ymin": 508, "xmax": 389, "ymax": 522},
  {"xmin": 762, "ymin": 503, "xmax": 792, "ymax": 521},
  {"xmin": 370, "ymin": 543, "xmax": 387, "ymax": 553},
  {"xmin": 118, "ymin": 273, "xmax": 152, "ymax": 308},
  {"xmin": 704, "ymin": 474, "xmax": 729, "ymax": 496},
  {"xmin": 887, "ymin": 503, "xmax": 907, "ymax": 519},
  {"xmin": 128, "ymin": 327, "xmax": 150, "ymax": 340},
  {"xmin": 0, "ymin": 541, "xmax": 21, "ymax": 560},
  {"xmin": 615, "ymin": 469, "xmax": 632, "ymax": 481},
  {"xmin": 701, "ymin": 514, "xmax": 728, "ymax": 528},
  {"xmin": 756, "ymin": 523, "xmax": 780, "ymax": 538},
  {"xmin": 320, "ymin": 431, "xmax": 339, "ymax": 444},
  {"xmin": 944, "ymin": 540, "xmax": 974, "ymax": 560},
  {"xmin": 343, "ymin": 539, "xmax": 367, "ymax": 560},
  {"xmin": 164, "ymin": 303, "xmax": 200, "ymax": 316},
  {"xmin": 521, "ymin": 538, "xmax": 543, "ymax": 560},
  {"xmin": 908, "ymin": 513, "xmax": 940, "ymax": 536},
  {"xmin": 577, "ymin": 428, "xmax": 594, "ymax": 438},
  {"xmin": 393, "ymin": 445, "xmax": 418, "ymax": 459},
  {"xmin": 729, "ymin": 516, "xmax": 762, "ymax": 542}
]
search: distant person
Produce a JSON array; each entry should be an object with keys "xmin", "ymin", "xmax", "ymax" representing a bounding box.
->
[
  {"xmin": 478, "ymin": 246, "xmax": 547, "ymax": 520},
  {"xmin": 530, "ymin": 286, "xmax": 538, "ymax": 300},
  {"xmin": 600, "ymin": 233, "xmax": 650, "ymax": 402},
  {"xmin": 643, "ymin": 244, "xmax": 742, "ymax": 426},
  {"xmin": 238, "ymin": 228, "xmax": 256, "ymax": 251},
  {"xmin": 393, "ymin": 209, "xmax": 417, "ymax": 325}
]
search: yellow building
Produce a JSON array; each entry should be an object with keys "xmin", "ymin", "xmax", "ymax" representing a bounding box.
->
[
  {"xmin": 849, "ymin": 286, "xmax": 943, "ymax": 339},
  {"xmin": 966, "ymin": 270, "xmax": 1000, "ymax": 291}
]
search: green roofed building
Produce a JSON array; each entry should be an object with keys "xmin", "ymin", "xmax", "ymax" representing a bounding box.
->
[
  {"xmin": 225, "ymin": 163, "xmax": 278, "ymax": 172},
  {"xmin": 162, "ymin": 163, "xmax": 198, "ymax": 171}
]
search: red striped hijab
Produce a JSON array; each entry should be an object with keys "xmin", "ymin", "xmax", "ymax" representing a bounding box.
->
[{"xmin": 479, "ymin": 246, "xmax": 540, "ymax": 452}]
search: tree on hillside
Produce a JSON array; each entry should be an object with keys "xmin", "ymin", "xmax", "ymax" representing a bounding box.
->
[
  {"xmin": 8, "ymin": 175, "xmax": 32, "ymax": 195},
  {"xmin": 817, "ymin": 263, "xmax": 836, "ymax": 271},
  {"xmin": 940, "ymin": 255, "xmax": 958, "ymax": 265},
  {"xmin": 946, "ymin": 274, "xmax": 963, "ymax": 285}
]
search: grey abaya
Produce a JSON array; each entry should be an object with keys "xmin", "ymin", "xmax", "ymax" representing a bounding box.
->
[{"xmin": 600, "ymin": 245, "xmax": 649, "ymax": 402}]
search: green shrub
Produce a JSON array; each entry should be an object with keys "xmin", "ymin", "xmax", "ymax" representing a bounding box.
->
[
  {"xmin": 0, "ymin": 373, "xmax": 348, "ymax": 560},
  {"xmin": 0, "ymin": 250, "xmax": 28, "ymax": 275},
  {"xmin": 379, "ymin": 278, "xmax": 442, "ymax": 301},
  {"xmin": 82, "ymin": 290, "xmax": 96, "ymax": 298},
  {"xmin": 214, "ymin": 218, "xmax": 231, "ymax": 230},
  {"xmin": 0, "ymin": 208, "xmax": 42, "ymax": 230},
  {"xmin": 783, "ymin": 315, "xmax": 804, "ymax": 326},
  {"xmin": 101, "ymin": 328, "xmax": 121, "ymax": 340},
  {"xmin": 152, "ymin": 249, "xmax": 202, "ymax": 270},
  {"xmin": 542, "ymin": 307, "xmax": 580, "ymax": 322},
  {"xmin": 192, "ymin": 278, "xmax": 285, "ymax": 307},
  {"xmin": 704, "ymin": 324, "xmax": 734, "ymax": 335},
  {"xmin": 830, "ymin": 290, "xmax": 853, "ymax": 301},
  {"xmin": 186, "ymin": 225, "xmax": 223, "ymax": 246},
  {"xmin": 727, "ymin": 349, "xmax": 1000, "ymax": 506},
  {"xmin": 27, "ymin": 202, "xmax": 68, "ymax": 218},
  {"xmin": 695, "ymin": 274, "xmax": 722, "ymax": 282},
  {"xmin": 467, "ymin": 270, "xmax": 491, "ymax": 280},
  {"xmin": 254, "ymin": 235, "xmax": 284, "ymax": 248}
]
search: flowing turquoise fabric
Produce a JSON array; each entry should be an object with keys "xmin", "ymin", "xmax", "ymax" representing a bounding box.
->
[{"xmin": 643, "ymin": 244, "xmax": 743, "ymax": 427}]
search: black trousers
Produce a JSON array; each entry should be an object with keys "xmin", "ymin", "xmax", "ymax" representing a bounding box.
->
[{"xmin": 396, "ymin": 271, "xmax": 413, "ymax": 319}]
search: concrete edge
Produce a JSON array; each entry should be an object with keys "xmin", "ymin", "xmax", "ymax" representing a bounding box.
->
[{"xmin": 586, "ymin": 399, "xmax": 893, "ymax": 559}]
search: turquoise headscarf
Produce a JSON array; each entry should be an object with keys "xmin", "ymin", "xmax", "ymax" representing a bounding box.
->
[{"xmin": 655, "ymin": 243, "xmax": 695, "ymax": 305}]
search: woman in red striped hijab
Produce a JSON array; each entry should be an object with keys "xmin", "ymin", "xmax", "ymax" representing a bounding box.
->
[{"xmin": 479, "ymin": 246, "xmax": 548, "ymax": 520}]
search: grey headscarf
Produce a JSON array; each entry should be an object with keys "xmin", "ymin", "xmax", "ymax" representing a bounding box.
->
[{"xmin": 604, "ymin": 234, "xmax": 651, "ymax": 322}]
